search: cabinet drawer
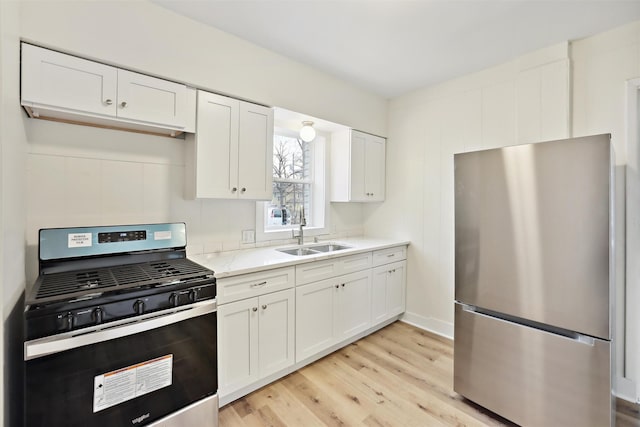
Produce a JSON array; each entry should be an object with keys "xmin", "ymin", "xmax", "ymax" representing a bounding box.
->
[
  {"xmin": 372, "ymin": 246, "xmax": 406, "ymax": 267},
  {"xmin": 295, "ymin": 259, "xmax": 341, "ymax": 286},
  {"xmin": 217, "ymin": 267, "xmax": 295, "ymax": 304},
  {"xmin": 295, "ymin": 252, "xmax": 372, "ymax": 286},
  {"xmin": 340, "ymin": 252, "xmax": 373, "ymax": 275}
]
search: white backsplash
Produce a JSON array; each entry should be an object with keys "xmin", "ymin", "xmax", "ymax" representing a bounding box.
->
[{"xmin": 25, "ymin": 119, "xmax": 365, "ymax": 283}]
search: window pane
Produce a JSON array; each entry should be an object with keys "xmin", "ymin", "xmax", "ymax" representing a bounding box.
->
[
  {"xmin": 267, "ymin": 182, "xmax": 311, "ymax": 229},
  {"xmin": 273, "ymin": 135, "xmax": 311, "ymax": 181}
]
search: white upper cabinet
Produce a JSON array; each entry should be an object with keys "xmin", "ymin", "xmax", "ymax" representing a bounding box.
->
[
  {"xmin": 116, "ymin": 69, "xmax": 187, "ymax": 128},
  {"xmin": 20, "ymin": 43, "xmax": 195, "ymax": 136},
  {"xmin": 21, "ymin": 43, "xmax": 118, "ymax": 117},
  {"xmin": 331, "ymin": 129, "xmax": 386, "ymax": 202},
  {"xmin": 237, "ymin": 102, "xmax": 274, "ymax": 200},
  {"xmin": 185, "ymin": 90, "xmax": 273, "ymax": 200}
]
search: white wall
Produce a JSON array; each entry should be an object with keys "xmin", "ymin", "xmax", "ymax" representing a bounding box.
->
[
  {"xmin": 24, "ymin": 122, "xmax": 366, "ymax": 283},
  {"xmin": 365, "ymin": 21, "xmax": 640, "ymax": 401},
  {"xmin": 1, "ymin": 1, "xmax": 28, "ymax": 426}
]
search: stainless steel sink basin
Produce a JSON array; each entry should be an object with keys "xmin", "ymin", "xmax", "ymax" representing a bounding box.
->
[
  {"xmin": 276, "ymin": 243, "xmax": 352, "ymax": 256},
  {"xmin": 311, "ymin": 244, "xmax": 352, "ymax": 252},
  {"xmin": 277, "ymin": 247, "xmax": 321, "ymax": 256}
]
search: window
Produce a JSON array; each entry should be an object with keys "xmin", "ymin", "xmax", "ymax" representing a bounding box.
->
[
  {"xmin": 256, "ymin": 127, "xmax": 327, "ymax": 241},
  {"xmin": 268, "ymin": 133, "xmax": 312, "ymax": 230}
]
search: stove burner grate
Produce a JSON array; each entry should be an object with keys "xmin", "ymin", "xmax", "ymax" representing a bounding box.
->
[{"xmin": 35, "ymin": 259, "xmax": 211, "ymax": 301}]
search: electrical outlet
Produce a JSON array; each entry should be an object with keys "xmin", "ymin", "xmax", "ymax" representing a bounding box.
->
[{"xmin": 242, "ymin": 229, "xmax": 255, "ymax": 243}]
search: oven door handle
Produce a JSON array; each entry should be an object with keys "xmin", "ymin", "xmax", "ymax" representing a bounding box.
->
[{"xmin": 25, "ymin": 299, "xmax": 217, "ymax": 361}]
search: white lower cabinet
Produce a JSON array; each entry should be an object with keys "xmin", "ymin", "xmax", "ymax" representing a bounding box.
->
[
  {"xmin": 296, "ymin": 269, "xmax": 372, "ymax": 362},
  {"xmin": 372, "ymin": 260, "xmax": 407, "ymax": 323},
  {"xmin": 217, "ymin": 244, "xmax": 408, "ymax": 405},
  {"xmin": 218, "ymin": 288, "xmax": 294, "ymax": 396}
]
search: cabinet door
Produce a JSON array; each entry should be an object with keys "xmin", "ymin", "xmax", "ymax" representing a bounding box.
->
[
  {"xmin": 350, "ymin": 130, "xmax": 368, "ymax": 201},
  {"xmin": 371, "ymin": 265, "xmax": 389, "ymax": 323},
  {"xmin": 116, "ymin": 69, "xmax": 187, "ymax": 128},
  {"xmin": 258, "ymin": 289, "xmax": 295, "ymax": 377},
  {"xmin": 387, "ymin": 261, "xmax": 406, "ymax": 317},
  {"xmin": 364, "ymin": 135, "xmax": 386, "ymax": 201},
  {"xmin": 193, "ymin": 91, "xmax": 240, "ymax": 198},
  {"xmin": 218, "ymin": 297, "xmax": 259, "ymax": 395},
  {"xmin": 296, "ymin": 279, "xmax": 338, "ymax": 362},
  {"xmin": 336, "ymin": 270, "xmax": 372, "ymax": 340},
  {"xmin": 238, "ymin": 101, "xmax": 274, "ymax": 200},
  {"xmin": 21, "ymin": 43, "xmax": 117, "ymax": 117}
]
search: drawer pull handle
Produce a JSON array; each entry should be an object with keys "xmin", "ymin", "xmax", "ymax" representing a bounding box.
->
[
  {"xmin": 104, "ymin": 99, "xmax": 113, "ymax": 105},
  {"xmin": 387, "ymin": 254, "xmax": 395, "ymax": 258},
  {"xmin": 250, "ymin": 281, "xmax": 267, "ymax": 288}
]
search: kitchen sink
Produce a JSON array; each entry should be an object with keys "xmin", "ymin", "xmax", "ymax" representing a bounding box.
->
[
  {"xmin": 277, "ymin": 247, "xmax": 321, "ymax": 256},
  {"xmin": 276, "ymin": 243, "xmax": 352, "ymax": 256}
]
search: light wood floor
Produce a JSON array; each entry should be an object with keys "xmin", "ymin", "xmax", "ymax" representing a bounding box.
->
[{"xmin": 220, "ymin": 321, "xmax": 640, "ymax": 427}]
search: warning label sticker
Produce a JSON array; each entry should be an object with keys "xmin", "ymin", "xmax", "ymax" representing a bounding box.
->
[{"xmin": 93, "ymin": 354, "xmax": 173, "ymax": 413}]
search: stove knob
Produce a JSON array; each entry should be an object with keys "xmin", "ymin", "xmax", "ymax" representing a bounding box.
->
[
  {"xmin": 64, "ymin": 312, "xmax": 74, "ymax": 331},
  {"xmin": 93, "ymin": 307, "xmax": 104, "ymax": 324},
  {"xmin": 189, "ymin": 288, "xmax": 199, "ymax": 303},
  {"xmin": 133, "ymin": 299, "xmax": 145, "ymax": 315},
  {"xmin": 169, "ymin": 292, "xmax": 179, "ymax": 307}
]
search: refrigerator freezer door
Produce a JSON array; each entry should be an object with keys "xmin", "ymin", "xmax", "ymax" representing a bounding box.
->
[
  {"xmin": 454, "ymin": 134, "xmax": 612, "ymax": 340},
  {"xmin": 454, "ymin": 304, "xmax": 612, "ymax": 427}
]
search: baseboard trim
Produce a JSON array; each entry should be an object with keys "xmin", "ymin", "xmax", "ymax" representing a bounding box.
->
[
  {"xmin": 400, "ymin": 311, "xmax": 454, "ymax": 339},
  {"xmin": 616, "ymin": 396, "xmax": 640, "ymax": 425}
]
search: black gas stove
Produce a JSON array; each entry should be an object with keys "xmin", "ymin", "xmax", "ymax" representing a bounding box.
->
[
  {"xmin": 25, "ymin": 222, "xmax": 216, "ymax": 340},
  {"xmin": 24, "ymin": 223, "xmax": 219, "ymax": 427}
]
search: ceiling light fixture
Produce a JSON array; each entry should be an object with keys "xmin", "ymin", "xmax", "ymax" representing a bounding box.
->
[{"xmin": 299, "ymin": 121, "xmax": 316, "ymax": 142}]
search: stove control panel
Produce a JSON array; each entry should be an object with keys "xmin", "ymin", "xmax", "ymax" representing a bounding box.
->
[
  {"xmin": 98, "ymin": 230, "xmax": 147, "ymax": 243},
  {"xmin": 26, "ymin": 281, "xmax": 216, "ymax": 341}
]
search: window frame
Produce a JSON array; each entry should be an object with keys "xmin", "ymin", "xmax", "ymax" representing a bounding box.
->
[{"xmin": 255, "ymin": 127, "xmax": 330, "ymax": 243}]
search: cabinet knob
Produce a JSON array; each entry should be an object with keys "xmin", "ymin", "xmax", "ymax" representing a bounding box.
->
[
  {"xmin": 335, "ymin": 284, "xmax": 339, "ymax": 289},
  {"xmin": 241, "ymin": 187, "xmax": 246, "ymax": 193},
  {"xmin": 104, "ymin": 99, "xmax": 113, "ymax": 106},
  {"xmin": 341, "ymin": 283, "xmax": 345, "ymax": 287},
  {"xmin": 232, "ymin": 187, "xmax": 237, "ymax": 193},
  {"xmin": 120, "ymin": 101, "xmax": 127, "ymax": 108},
  {"xmin": 252, "ymin": 307, "xmax": 258, "ymax": 312},
  {"xmin": 262, "ymin": 304, "xmax": 267, "ymax": 310}
]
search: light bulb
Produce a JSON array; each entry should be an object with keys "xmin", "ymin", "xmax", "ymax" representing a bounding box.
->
[{"xmin": 299, "ymin": 121, "xmax": 316, "ymax": 142}]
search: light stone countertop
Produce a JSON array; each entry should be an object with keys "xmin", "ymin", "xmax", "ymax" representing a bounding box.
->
[{"xmin": 190, "ymin": 237, "xmax": 411, "ymax": 279}]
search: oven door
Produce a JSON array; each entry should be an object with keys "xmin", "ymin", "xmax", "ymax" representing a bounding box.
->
[{"xmin": 25, "ymin": 300, "xmax": 217, "ymax": 427}]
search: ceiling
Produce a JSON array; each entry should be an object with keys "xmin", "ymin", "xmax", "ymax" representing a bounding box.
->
[{"xmin": 153, "ymin": 0, "xmax": 640, "ymax": 99}]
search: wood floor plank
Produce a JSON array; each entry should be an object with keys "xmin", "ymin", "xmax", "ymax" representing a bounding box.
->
[{"xmin": 219, "ymin": 321, "xmax": 639, "ymax": 427}]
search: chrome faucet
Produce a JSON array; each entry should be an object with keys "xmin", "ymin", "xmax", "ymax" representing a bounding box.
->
[{"xmin": 292, "ymin": 207, "xmax": 306, "ymax": 245}]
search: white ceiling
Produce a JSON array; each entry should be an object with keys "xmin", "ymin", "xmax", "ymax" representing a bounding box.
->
[{"xmin": 153, "ymin": 0, "xmax": 640, "ymax": 99}]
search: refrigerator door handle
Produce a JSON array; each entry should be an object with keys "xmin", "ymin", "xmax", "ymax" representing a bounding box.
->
[
  {"xmin": 460, "ymin": 303, "xmax": 476, "ymax": 313},
  {"xmin": 576, "ymin": 335, "xmax": 595, "ymax": 346},
  {"xmin": 458, "ymin": 303, "xmax": 597, "ymax": 346}
]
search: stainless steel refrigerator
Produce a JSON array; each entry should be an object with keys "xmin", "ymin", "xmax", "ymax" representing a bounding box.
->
[{"xmin": 454, "ymin": 134, "xmax": 614, "ymax": 426}]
